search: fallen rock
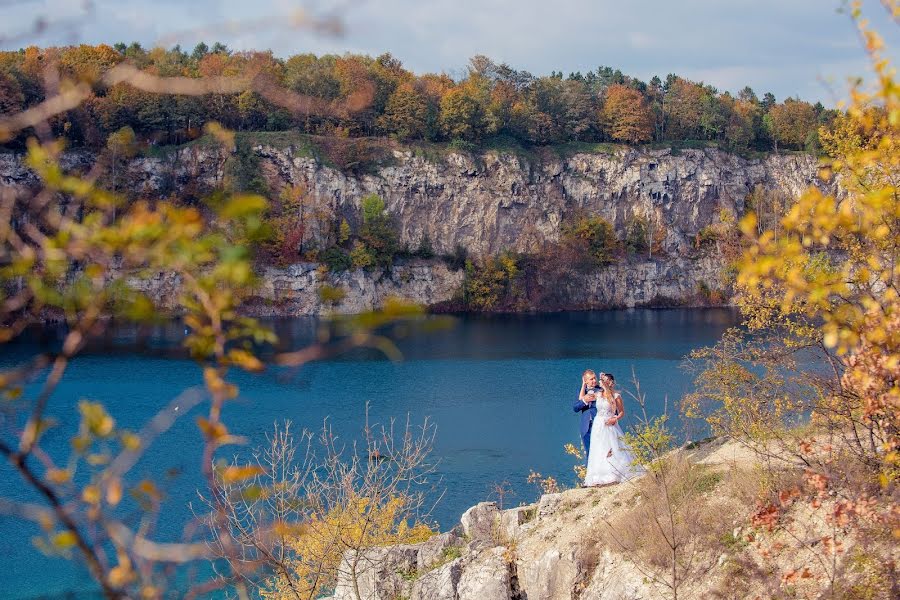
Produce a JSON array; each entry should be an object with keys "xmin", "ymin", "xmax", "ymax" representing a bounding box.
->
[
  {"xmin": 517, "ymin": 547, "xmax": 580, "ymax": 600},
  {"xmin": 537, "ymin": 493, "xmax": 563, "ymax": 520}
]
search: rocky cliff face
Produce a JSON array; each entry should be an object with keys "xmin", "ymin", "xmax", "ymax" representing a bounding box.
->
[
  {"xmin": 0, "ymin": 144, "xmax": 827, "ymax": 315},
  {"xmin": 256, "ymin": 145, "xmax": 823, "ymax": 257}
]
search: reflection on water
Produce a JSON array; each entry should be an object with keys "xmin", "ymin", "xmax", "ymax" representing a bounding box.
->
[{"xmin": 0, "ymin": 308, "xmax": 739, "ymax": 599}]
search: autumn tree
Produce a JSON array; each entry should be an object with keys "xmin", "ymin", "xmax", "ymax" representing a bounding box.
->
[
  {"xmin": 663, "ymin": 77, "xmax": 705, "ymax": 140},
  {"xmin": 215, "ymin": 419, "xmax": 437, "ymax": 600},
  {"xmin": 439, "ymin": 80, "xmax": 487, "ymax": 141},
  {"xmin": 0, "ymin": 13, "xmax": 435, "ymax": 598},
  {"xmin": 560, "ymin": 214, "xmax": 619, "ymax": 266},
  {"xmin": 378, "ymin": 82, "xmax": 429, "ymax": 140},
  {"xmin": 0, "ymin": 69, "xmax": 25, "ymax": 116},
  {"xmin": 104, "ymin": 125, "xmax": 137, "ymax": 192},
  {"xmin": 683, "ymin": 3, "xmax": 899, "ymax": 594},
  {"xmin": 601, "ymin": 83, "xmax": 653, "ymax": 143},
  {"xmin": 766, "ymin": 98, "xmax": 818, "ymax": 150}
]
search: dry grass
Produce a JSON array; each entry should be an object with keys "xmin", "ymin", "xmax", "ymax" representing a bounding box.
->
[{"xmin": 600, "ymin": 455, "xmax": 739, "ymax": 592}]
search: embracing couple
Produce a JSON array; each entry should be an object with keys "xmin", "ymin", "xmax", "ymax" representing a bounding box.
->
[{"xmin": 573, "ymin": 370, "xmax": 644, "ymax": 487}]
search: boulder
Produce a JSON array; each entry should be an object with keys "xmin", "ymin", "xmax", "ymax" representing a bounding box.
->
[
  {"xmin": 581, "ymin": 548, "xmax": 649, "ymax": 600},
  {"xmin": 460, "ymin": 501, "xmax": 500, "ymax": 545},
  {"xmin": 411, "ymin": 557, "xmax": 463, "ymax": 600},
  {"xmin": 457, "ymin": 547, "xmax": 511, "ymax": 600},
  {"xmin": 517, "ymin": 547, "xmax": 580, "ymax": 600},
  {"xmin": 331, "ymin": 545, "xmax": 419, "ymax": 600},
  {"xmin": 499, "ymin": 505, "xmax": 536, "ymax": 542},
  {"xmin": 417, "ymin": 529, "xmax": 465, "ymax": 571},
  {"xmin": 537, "ymin": 493, "xmax": 563, "ymax": 520}
]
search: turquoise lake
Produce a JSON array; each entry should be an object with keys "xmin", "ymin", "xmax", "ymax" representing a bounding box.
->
[{"xmin": 0, "ymin": 308, "xmax": 739, "ymax": 599}]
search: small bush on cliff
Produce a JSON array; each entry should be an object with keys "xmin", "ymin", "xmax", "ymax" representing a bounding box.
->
[
  {"xmin": 358, "ymin": 193, "xmax": 399, "ymax": 269},
  {"xmin": 225, "ymin": 136, "xmax": 269, "ymax": 195},
  {"xmin": 624, "ymin": 215, "xmax": 649, "ymax": 255},
  {"xmin": 415, "ymin": 234, "xmax": 434, "ymax": 259},
  {"xmin": 560, "ymin": 215, "xmax": 619, "ymax": 266},
  {"xmin": 350, "ymin": 241, "xmax": 377, "ymax": 269},
  {"xmin": 463, "ymin": 253, "xmax": 521, "ymax": 311},
  {"xmin": 444, "ymin": 244, "xmax": 468, "ymax": 270},
  {"xmin": 321, "ymin": 247, "xmax": 352, "ymax": 272}
]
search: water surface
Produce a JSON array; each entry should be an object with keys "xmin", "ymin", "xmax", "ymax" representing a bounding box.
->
[{"xmin": 0, "ymin": 308, "xmax": 738, "ymax": 599}]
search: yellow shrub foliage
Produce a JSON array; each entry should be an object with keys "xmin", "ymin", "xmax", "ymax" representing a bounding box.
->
[{"xmin": 262, "ymin": 492, "xmax": 434, "ymax": 599}]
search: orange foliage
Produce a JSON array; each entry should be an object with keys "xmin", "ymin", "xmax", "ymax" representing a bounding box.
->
[{"xmin": 602, "ymin": 84, "xmax": 653, "ymax": 143}]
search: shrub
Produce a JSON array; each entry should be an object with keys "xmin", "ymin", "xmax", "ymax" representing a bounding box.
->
[
  {"xmin": 695, "ymin": 225, "xmax": 719, "ymax": 247},
  {"xmin": 448, "ymin": 138, "xmax": 478, "ymax": 154},
  {"xmin": 560, "ymin": 215, "xmax": 619, "ymax": 266},
  {"xmin": 349, "ymin": 241, "xmax": 376, "ymax": 269},
  {"xmin": 463, "ymin": 253, "xmax": 520, "ymax": 311},
  {"xmin": 321, "ymin": 247, "xmax": 352, "ymax": 272},
  {"xmin": 415, "ymin": 235, "xmax": 434, "ymax": 259},
  {"xmin": 359, "ymin": 194, "xmax": 398, "ymax": 269},
  {"xmin": 624, "ymin": 215, "xmax": 649, "ymax": 254}
]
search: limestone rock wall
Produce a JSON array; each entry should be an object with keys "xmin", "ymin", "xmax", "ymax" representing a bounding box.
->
[
  {"xmin": 0, "ymin": 144, "xmax": 827, "ymax": 315},
  {"xmin": 254, "ymin": 145, "xmax": 824, "ymax": 257}
]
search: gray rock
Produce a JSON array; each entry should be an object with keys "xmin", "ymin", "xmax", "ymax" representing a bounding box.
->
[
  {"xmin": 460, "ymin": 501, "xmax": 500, "ymax": 545},
  {"xmin": 457, "ymin": 547, "xmax": 510, "ymax": 600},
  {"xmin": 411, "ymin": 557, "xmax": 463, "ymax": 600},
  {"xmin": 499, "ymin": 505, "xmax": 536, "ymax": 542},
  {"xmin": 517, "ymin": 547, "xmax": 580, "ymax": 600},
  {"xmin": 417, "ymin": 529, "xmax": 465, "ymax": 572},
  {"xmin": 331, "ymin": 545, "xmax": 419, "ymax": 600},
  {"xmin": 538, "ymin": 493, "xmax": 564, "ymax": 520},
  {"xmin": 0, "ymin": 144, "xmax": 832, "ymax": 315},
  {"xmin": 581, "ymin": 548, "xmax": 649, "ymax": 600}
]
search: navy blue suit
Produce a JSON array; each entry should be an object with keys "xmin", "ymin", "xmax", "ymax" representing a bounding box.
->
[{"xmin": 574, "ymin": 386, "xmax": 601, "ymax": 459}]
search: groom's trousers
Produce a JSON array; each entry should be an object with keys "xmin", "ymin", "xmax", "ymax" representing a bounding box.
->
[{"xmin": 582, "ymin": 423, "xmax": 592, "ymax": 461}]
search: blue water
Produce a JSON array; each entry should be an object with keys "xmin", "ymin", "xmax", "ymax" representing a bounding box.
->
[{"xmin": 0, "ymin": 308, "xmax": 738, "ymax": 599}]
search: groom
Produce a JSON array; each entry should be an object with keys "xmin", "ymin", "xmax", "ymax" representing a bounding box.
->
[{"xmin": 573, "ymin": 370, "xmax": 603, "ymax": 461}]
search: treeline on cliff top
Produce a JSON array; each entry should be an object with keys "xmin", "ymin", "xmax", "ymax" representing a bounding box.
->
[{"xmin": 0, "ymin": 42, "xmax": 837, "ymax": 153}]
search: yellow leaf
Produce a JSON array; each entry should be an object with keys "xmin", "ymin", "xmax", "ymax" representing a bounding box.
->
[
  {"xmin": 86, "ymin": 453, "xmax": 110, "ymax": 466},
  {"xmin": 82, "ymin": 485, "xmax": 101, "ymax": 505},
  {"xmin": 120, "ymin": 431, "xmax": 141, "ymax": 451},
  {"xmin": 220, "ymin": 194, "xmax": 268, "ymax": 219},
  {"xmin": 227, "ymin": 349, "xmax": 264, "ymax": 372},
  {"xmin": 52, "ymin": 531, "xmax": 77, "ymax": 549},
  {"xmin": 134, "ymin": 480, "xmax": 162, "ymax": 502},
  {"xmin": 219, "ymin": 464, "xmax": 265, "ymax": 485},
  {"xmin": 109, "ymin": 563, "xmax": 134, "ymax": 587},
  {"xmin": 196, "ymin": 417, "xmax": 228, "ymax": 441},
  {"xmin": 47, "ymin": 469, "xmax": 71, "ymax": 484}
]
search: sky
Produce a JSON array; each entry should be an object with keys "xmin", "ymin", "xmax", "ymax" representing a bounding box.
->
[{"xmin": 2, "ymin": 0, "xmax": 899, "ymax": 105}]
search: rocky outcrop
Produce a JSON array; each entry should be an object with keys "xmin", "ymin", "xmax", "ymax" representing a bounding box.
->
[
  {"xmin": 315, "ymin": 438, "xmax": 879, "ymax": 600},
  {"xmin": 250, "ymin": 261, "xmax": 465, "ymax": 316},
  {"xmin": 0, "ymin": 143, "xmax": 829, "ymax": 315}
]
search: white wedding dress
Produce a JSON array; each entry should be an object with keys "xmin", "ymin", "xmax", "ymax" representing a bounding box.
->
[{"xmin": 584, "ymin": 394, "xmax": 645, "ymax": 486}]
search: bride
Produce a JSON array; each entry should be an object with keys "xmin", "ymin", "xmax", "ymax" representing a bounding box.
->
[{"xmin": 584, "ymin": 373, "xmax": 644, "ymax": 486}]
